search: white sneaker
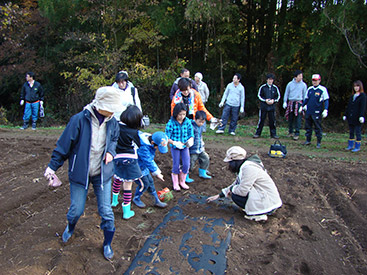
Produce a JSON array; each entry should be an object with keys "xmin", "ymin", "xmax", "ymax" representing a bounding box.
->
[
  {"xmin": 216, "ymin": 129, "xmax": 224, "ymax": 134},
  {"xmin": 230, "ymin": 132, "xmax": 235, "ymax": 136},
  {"xmin": 244, "ymin": 214, "xmax": 268, "ymax": 221}
]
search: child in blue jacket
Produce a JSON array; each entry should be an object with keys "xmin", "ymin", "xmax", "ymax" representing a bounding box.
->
[
  {"xmin": 44, "ymin": 87, "xmax": 122, "ymax": 260},
  {"xmin": 165, "ymin": 103, "xmax": 194, "ymax": 191},
  {"xmin": 132, "ymin": 131, "xmax": 169, "ymax": 208},
  {"xmin": 186, "ymin": 111, "xmax": 212, "ymax": 183}
]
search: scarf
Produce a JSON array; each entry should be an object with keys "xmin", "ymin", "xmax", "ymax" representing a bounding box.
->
[{"xmin": 173, "ymin": 89, "xmax": 195, "ymax": 115}]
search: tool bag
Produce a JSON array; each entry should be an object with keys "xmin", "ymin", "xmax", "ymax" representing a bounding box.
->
[{"xmin": 268, "ymin": 140, "xmax": 287, "ymax": 158}]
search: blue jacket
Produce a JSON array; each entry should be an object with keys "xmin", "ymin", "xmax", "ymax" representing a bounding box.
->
[
  {"xmin": 189, "ymin": 120, "xmax": 205, "ymax": 154},
  {"xmin": 137, "ymin": 132, "xmax": 161, "ymax": 177},
  {"xmin": 303, "ymin": 85, "xmax": 329, "ymax": 115},
  {"xmin": 48, "ymin": 108, "xmax": 120, "ymax": 188},
  {"xmin": 21, "ymin": 81, "xmax": 44, "ymax": 103},
  {"xmin": 165, "ymin": 117, "xmax": 194, "ymax": 148}
]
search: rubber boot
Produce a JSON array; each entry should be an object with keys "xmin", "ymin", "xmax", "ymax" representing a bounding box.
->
[
  {"xmin": 132, "ymin": 188, "xmax": 146, "ymax": 208},
  {"xmin": 31, "ymin": 121, "xmax": 37, "ymax": 130},
  {"xmin": 199, "ymin": 168, "xmax": 212, "ymax": 179},
  {"xmin": 172, "ymin": 173, "xmax": 180, "ymax": 191},
  {"xmin": 20, "ymin": 121, "xmax": 29, "ymax": 130},
  {"xmin": 122, "ymin": 203, "xmax": 135, "ymax": 220},
  {"xmin": 178, "ymin": 172, "xmax": 190, "ymax": 190},
  {"xmin": 103, "ymin": 229, "xmax": 115, "ymax": 260},
  {"xmin": 151, "ymin": 191, "xmax": 167, "ymax": 208},
  {"xmin": 62, "ymin": 223, "xmax": 76, "ymax": 243},
  {"xmin": 185, "ymin": 173, "xmax": 194, "ymax": 183},
  {"xmin": 345, "ymin": 139, "xmax": 355, "ymax": 150},
  {"xmin": 111, "ymin": 193, "xmax": 119, "ymax": 207},
  {"xmin": 352, "ymin": 141, "xmax": 361, "ymax": 152}
]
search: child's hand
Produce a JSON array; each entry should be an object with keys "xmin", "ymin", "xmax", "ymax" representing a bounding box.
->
[
  {"xmin": 186, "ymin": 137, "xmax": 194, "ymax": 148},
  {"xmin": 172, "ymin": 141, "xmax": 185, "ymax": 149},
  {"xmin": 156, "ymin": 173, "xmax": 164, "ymax": 181},
  {"xmin": 105, "ymin": 152, "xmax": 113, "ymax": 164}
]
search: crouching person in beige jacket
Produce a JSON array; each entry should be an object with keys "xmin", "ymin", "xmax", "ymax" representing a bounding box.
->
[{"xmin": 206, "ymin": 146, "xmax": 282, "ymax": 222}]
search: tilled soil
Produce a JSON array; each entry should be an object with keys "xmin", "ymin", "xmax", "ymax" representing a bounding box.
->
[{"xmin": 0, "ymin": 127, "xmax": 366, "ymax": 274}]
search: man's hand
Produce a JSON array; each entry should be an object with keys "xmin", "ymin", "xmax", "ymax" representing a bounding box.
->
[
  {"xmin": 322, "ymin": 109, "xmax": 328, "ymax": 118},
  {"xmin": 44, "ymin": 166, "xmax": 55, "ymax": 181},
  {"xmin": 359, "ymin": 117, "xmax": 365, "ymax": 123},
  {"xmin": 283, "ymin": 102, "xmax": 287, "ymax": 109},
  {"xmin": 240, "ymin": 107, "xmax": 244, "ymax": 113},
  {"xmin": 20, "ymin": 100, "xmax": 24, "ymax": 106},
  {"xmin": 40, "ymin": 101, "xmax": 44, "ymax": 107},
  {"xmin": 104, "ymin": 152, "xmax": 113, "ymax": 164},
  {"xmin": 219, "ymin": 102, "xmax": 224, "ymax": 108},
  {"xmin": 343, "ymin": 116, "xmax": 346, "ymax": 121}
]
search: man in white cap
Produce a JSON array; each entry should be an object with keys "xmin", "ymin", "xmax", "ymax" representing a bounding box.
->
[
  {"xmin": 43, "ymin": 87, "xmax": 123, "ymax": 260},
  {"xmin": 299, "ymin": 74, "xmax": 329, "ymax": 148},
  {"xmin": 194, "ymin": 72, "xmax": 210, "ymax": 104}
]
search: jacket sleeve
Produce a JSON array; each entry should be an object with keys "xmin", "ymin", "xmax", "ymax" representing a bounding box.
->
[
  {"xmin": 283, "ymin": 83, "xmax": 290, "ymax": 102},
  {"xmin": 258, "ymin": 85, "xmax": 266, "ymax": 102},
  {"xmin": 138, "ymin": 146, "xmax": 160, "ymax": 175},
  {"xmin": 48, "ymin": 115, "xmax": 81, "ymax": 171},
  {"xmin": 38, "ymin": 83, "xmax": 45, "ymax": 101},
  {"xmin": 170, "ymin": 84, "xmax": 178, "ymax": 101},
  {"xmin": 274, "ymin": 86, "xmax": 280, "ymax": 102},
  {"xmin": 134, "ymin": 88, "xmax": 143, "ymax": 112},
  {"xmin": 165, "ymin": 120, "xmax": 174, "ymax": 139},
  {"xmin": 106, "ymin": 119, "xmax": 119, "ymax": 157},
  {"xmin": 20, "ymin": 84, "xmax": 25, "ymax": 100},
  {"xmin": 170, "ymin": 93, "xmax": 177, "ymax": 116},
  {"xmin": 303, "ymin": 89, "xmax": 310, "ymax": 106},
  {"xmin": 360, "ymin": 94, "xmax": 367, "ymax": 117},
  {"xmin": 220, "ymin": 85, "xmax": 229, "ymax": 105},
  {"xmin": 241, "ymin": 86, "xmax": 245, "ymax": 110},
  {"xmin": 195, "ymin": 92, "xmax": 213, "ymax": 121}
]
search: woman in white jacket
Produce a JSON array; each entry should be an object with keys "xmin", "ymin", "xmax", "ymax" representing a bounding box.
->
[{"xmin": 206, "ymin": 146, "xmax": 282, "ymax": 221}]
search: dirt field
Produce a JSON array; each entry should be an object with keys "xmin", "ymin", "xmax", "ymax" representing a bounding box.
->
[{"xmin": 0, "ymin": 127, "xmax": 366, "ymax": 274}]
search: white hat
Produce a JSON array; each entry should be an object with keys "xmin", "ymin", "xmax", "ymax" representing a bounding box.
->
[
  {"xmin": 312, "ymin": 74, "xmax": 321, "ymax": 80},
  {"xmin": 93, "ymin": 86, "xmax": 123, "ymax": 113},
  {"xmin": 223, "ymin": 146, "xmax": 247, "ymax": 162},
  {"xmin": 195, "ymin": 72, "xmax": 203, "ymax": 80}
]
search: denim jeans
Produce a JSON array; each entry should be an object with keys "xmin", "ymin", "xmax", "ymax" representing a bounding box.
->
[
  {"xmin": 288, "ymin": 102, "xmax": 302, "ymax": 136},
  {"xmin": 67, "ymin": 174, "xmax": 115, "ymax": 231},
  {"xmin": 218, "ymin": 104, "xmax": 240, "ymax": 133},
  {"xmin": 23, "ymin": 101, "xmax": 40, "ymax": 122},
  {"xmin": 135, "ymin": 174, "xmax": 156, "ymax": 194}
]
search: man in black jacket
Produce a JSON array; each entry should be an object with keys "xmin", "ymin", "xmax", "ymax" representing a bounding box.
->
[
  {"xmin": 20, "ymin": 72, "xmax": 44, "ymax": 130},
  {"xmin": 253, "ymin": 73, "xmax": 280, "ymax": 139}
]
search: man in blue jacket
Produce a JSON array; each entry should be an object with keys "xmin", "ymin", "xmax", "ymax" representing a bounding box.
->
[
  {"xmin": 44, "ymin": 87, "xmax": 122, "ymax": 260},
  {"xmin": 300, "ymin": 74, "xmax": 329, "ymax": 149},
  {"xmin": 20, "ymin": 72, "xmax": 44, "ymax": 130}
]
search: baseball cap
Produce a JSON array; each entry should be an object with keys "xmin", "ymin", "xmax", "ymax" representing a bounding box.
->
[
  {"xmin": 152, "ymin": 131, "xmax": 168, "ymax": 154},
  {"xmin": 312, "ymin": 74, "xmax": 321, "ymax": 80},
  {"xmin": 223, "ymin": 146, "xmax": 247, "ymax": 162}
]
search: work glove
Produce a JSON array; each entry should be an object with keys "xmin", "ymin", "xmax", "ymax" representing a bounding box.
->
[
  {"xmin": 210, "ymin": 117, "xmax": 218, "ymax": 123},
  {"xmin": 298, "ymin": 106, "xmax": 303, "ymax": 113},
  {"xmin": 20, "ymin": 100, "xmax": 24, "ymax": 106},
  {"xmin": 172, "ymin": 141, "xmax": 185, "ymax": 149},
  {"xmin": 186, "ymin": 137, "xmax": 194, "ymax": 148},
  {"xmin": 218, "ymin": 102, "xmax": 224, "ymax": 108},
  {"xmin": 40, "ymin": 101, "xmax": 44, "ymax": 107},
  {"xmin": 322, "ymin": 109, "xmax": 328, "ymax": 118},
  {"xmin": 44, "ymin": 167, "xmax": 62, "ymax": 187},
  {"xmin": 342, "ymin": 116, "xmax": 346, "ymax": 121},
  {"xmin": 359, "ymin": 117, "xmax": 365, "ymax": 123},
  {"xmin": 240, "ymin": 107, "xmax": 244, "ymax": 113},
  {"xmin": 283, "ymin": 102, "xmax": 287, "ymax": 109}
]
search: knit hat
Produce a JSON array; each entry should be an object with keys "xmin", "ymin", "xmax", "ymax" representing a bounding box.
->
[
  {"xmin": 93, "ymin": 86, "xmax": 123, "ymax": 113},
  {"xmin": 195, "ymin": 72, "xmax": 203, "ymax": 81},
  {"xmin": 152, "ymin": 131, "xmax": 168, "ymax": 153},
  {"xmin": 223, "ymin": 146, "xmax": 247, "ymax": 162}
]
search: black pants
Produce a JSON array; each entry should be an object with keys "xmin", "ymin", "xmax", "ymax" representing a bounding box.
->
[
  {"xmin": 305, "ymin": 114, "xmax": 322, "ymax": 142},
  {"xmin": 231, "ymin": 193, "xmax": 248, "ymax": 209},
  {"xmin": 255, "ymin": 109, "xmax": 277, "ymax": 137}
]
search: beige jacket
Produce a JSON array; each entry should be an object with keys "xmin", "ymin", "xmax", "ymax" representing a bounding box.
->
[{"xmin": 222, "ymin": 155, "xmax": 282, "ymax": 215}]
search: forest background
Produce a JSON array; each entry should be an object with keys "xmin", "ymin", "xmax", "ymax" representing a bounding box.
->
[{"xmin": 0, "ymin": 0, "xmax": 366, "ymax": 125}]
